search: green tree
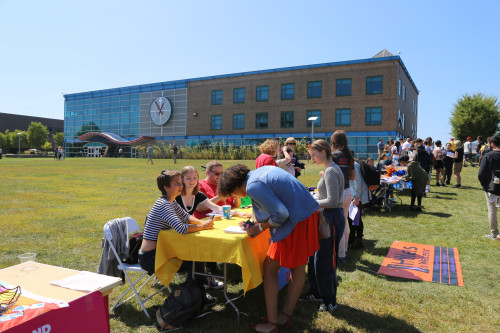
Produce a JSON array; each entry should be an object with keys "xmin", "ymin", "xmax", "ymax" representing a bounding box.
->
[
  {"xmin": 42, "ymin": 141, "xmax": 53, "ymax": 152},
  {"xmin": 27, "ymin": 121, "xmax": 49, "ymax": 149},
  {"xmin": 450, "ymin": 93, "xmax": 500, "ymax": 140},
  {"xmin": 52, "ymin": 132, "xmax": 64, "ymax": 147},
  {"xmin": 8, "ymin": 130, "xmax": 28, "ymax": 153}
]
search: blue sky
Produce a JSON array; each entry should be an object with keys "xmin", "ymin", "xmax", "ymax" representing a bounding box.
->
[{"xmin": 0, "ymin": 0, "xmax": 499, "ymax": 142}]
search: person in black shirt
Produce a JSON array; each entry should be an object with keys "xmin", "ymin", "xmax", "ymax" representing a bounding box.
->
[
  {"xmin": 172, "ymin": 144, "xmax": 178, "ymax": 164},
  {"xmin": 443, "ymin": 143, "xmax": 455, "ymax": 185},
  {"xmin": 453, "ymin": 140, "xmax": 464, "ymax": 187},
  {"xmin": 478, "ymin": 136, "xmax": 500, "ymax": 241}
]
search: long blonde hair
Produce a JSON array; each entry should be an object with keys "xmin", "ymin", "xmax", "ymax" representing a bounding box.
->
[{"xmin": 181, "ymin": 166, "xmax": 200, "ymax": 195}]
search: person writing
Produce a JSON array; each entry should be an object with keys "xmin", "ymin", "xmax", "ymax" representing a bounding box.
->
[
  {"xmin": 218, "ymin": 165, "xmax": 319, "ymax": 332},
  {"xmin": 398, "ymin": 155, "xmax": 428, "ymax": 211}
]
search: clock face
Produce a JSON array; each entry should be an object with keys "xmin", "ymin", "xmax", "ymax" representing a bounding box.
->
[{"xmin": 149, "ymin": 97, "xmax": 172, "ymax": 126}]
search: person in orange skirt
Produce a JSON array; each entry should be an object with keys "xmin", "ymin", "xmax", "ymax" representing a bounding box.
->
[{"xmin": 218, "ymin": 165, "xmax": 319, "ymax": 333}]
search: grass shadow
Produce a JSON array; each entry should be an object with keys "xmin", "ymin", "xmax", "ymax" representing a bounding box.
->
[
  {"xmin": 429, "ymin": 191, "xmax": 457, "ymax": 196},
  {"xmin": 355, "ymin": 259, "xmax": 424, "ymax": 284},
  {"xmin": 325, "ymin": 304, "xmax": 422, "ymax": 332}
]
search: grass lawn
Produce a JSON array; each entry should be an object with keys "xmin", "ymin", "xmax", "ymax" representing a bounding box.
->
[{"xmin": 0, "ymin": 157, "xmax": 499, "ymax": 332}]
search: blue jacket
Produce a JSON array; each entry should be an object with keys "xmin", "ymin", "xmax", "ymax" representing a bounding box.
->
[{"xmin": 246, "ymin": 166, "xmax": 319, "ymax": 242}]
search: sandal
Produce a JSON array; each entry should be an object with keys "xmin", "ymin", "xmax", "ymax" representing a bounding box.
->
[
  {"xmin": 250, "ymin": 320, "xmax": 279, "ymax": 333},
  {"xmin": 261, "ymin": 312, "xmax": 293, "ymax": 328}
]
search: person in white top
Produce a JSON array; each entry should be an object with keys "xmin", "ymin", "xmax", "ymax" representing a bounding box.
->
[
  {"xmin": 391, "ymin": 141, "xmax": 403, "ymax": 164},
  {"xmin": 402, "ymin": 137, "xmax": 412, "ymax": 152},
  {"xmin": 464, "ymin": 137, "xmax": 473, "ymax": 166}
]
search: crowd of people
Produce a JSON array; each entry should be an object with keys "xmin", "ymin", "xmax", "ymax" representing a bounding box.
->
[{"xmin": 135, "ymin": 132, "xmax": 499, "ymax": 332}]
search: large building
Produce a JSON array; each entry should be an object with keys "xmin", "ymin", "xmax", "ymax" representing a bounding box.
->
[
  {"xmin": 63, "ymin": 50, "xmax": 418, "ymax": 157},
  {"xmin": 0, "ymin": 112, "xmax": 63, "ymax": 134}
]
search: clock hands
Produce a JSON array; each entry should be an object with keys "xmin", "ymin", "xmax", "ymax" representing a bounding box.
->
[{"xmin": 154, "ymin": 101, "xmax": 165, "ymax": 115}]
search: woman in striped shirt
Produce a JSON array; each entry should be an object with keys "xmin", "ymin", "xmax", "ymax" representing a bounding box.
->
[{"xmin": 139, "ymin": 169, "xmax": 213, "ymax": 275}]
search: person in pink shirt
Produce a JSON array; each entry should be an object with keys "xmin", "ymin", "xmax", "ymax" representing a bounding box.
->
[{"xmin": 194, "ymin": 160, "xmax": 241, "ymax": 219}]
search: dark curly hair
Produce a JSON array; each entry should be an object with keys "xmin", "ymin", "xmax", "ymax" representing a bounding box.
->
[{"xmin": 218, "ymin": 164, "xmax": 250, "ymax": 197}]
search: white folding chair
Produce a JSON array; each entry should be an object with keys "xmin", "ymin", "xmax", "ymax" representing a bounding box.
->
[{"xmin": 104, "ymin": 217, "xmax": 166, "ymax": 319}]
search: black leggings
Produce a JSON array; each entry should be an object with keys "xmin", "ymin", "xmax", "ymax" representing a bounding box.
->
[
  {"xmin": 348, "ymin": 204, "xmax": 364, "ymax": 243},
  {"xmin": 411, "ymin": 189, "xmax": 422, "ymax": 207}
]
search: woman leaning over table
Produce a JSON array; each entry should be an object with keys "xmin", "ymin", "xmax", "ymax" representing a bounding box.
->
[
  {"xmin": 301, "ymin": 139, "xmax": 345, "ymax": 313},
  {"xmin": 218, "ymin": 165, "xmax": 319, "ymax": 333}
]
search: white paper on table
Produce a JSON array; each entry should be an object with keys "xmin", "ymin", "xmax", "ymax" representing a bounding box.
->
[
  {"xmin": 349, "ymin": 202, "xmax": 359, "ymax": 220},
  {"xmin": 50, "ymin": 271, "xmax": 120, "ymax": 292},
  {"xmin": 223, "ymin": 226, "xmax": 247, "ymax": 234}
]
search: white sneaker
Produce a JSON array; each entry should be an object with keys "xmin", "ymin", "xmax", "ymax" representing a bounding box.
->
[
  {"xmin": 204, "ymin": 277, "xmax": 224, "ymax": 290},
  {"xmin": 389, "ymin": 198, "xmax": 397, "ymax": 203}
]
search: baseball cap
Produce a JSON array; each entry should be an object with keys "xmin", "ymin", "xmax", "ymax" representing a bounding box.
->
[
  {"xmin": 467, "ymin": 136, "xmax": 471, "ymax": 140},
  {"xmin": 450, "ymin": 138, "xmax": 454, "ymax": 140}
]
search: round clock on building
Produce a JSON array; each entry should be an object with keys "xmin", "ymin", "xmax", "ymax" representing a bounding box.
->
[{"xmin": 149, "ymin": 97, "xmax": 172, "ymax": 126}]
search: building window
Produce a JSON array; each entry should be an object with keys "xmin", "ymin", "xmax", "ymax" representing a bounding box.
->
[
  {"xmin": 306, "ymin": 110, "xmax": 321, "ymax": 127},
  {"xmin": 366, "ymin": 107, "xmax": 382, "ymax": 126},
  {"xmin": 256, "ymin": 85, "xmax": 269, "ymax": 102},
  {"xmin": 336, "ymin": 78, "xmax": 351, "ymax": 96},
  {"xmin": 366, "ymin": 76, "xmax": 383, "ymax": 95},
  {"xmin": 280, "ymin": 111, "xmax": 294, "ymax": 128},
  {"xmin": 211, "ymin": 115, "xmax": 222, "ymax": 130},
  {"xmin": 307, "ymin": 81, "xmax": 322, "ymax": 98},
  {"xmin": 281, "ymin": 83, "xmax": 295, "ymax": 100},
  {"xmin": 399, "ymin": 79, "xmax": 402, "ymax": 96},
  {"xmin": 335, "ymin": 108, "xmax": 351, "ymax": 126},
  {"xmin": 403, "ymin": 85, "xmax": 406, "ymax": 101},
  {"xmin": 233, "ymin": 114, "xmax": 245, "ymax": 129},
  {"xmin": 211, "ymin": 90, "xmax": 222, "ymax": 105},
  {"xmin": 233, "ymin": 88, "xmax": 245, "ymax": 104},
  {"xmin": 256, "ymin": 112, "xmax": 268, "ymax": 129}
]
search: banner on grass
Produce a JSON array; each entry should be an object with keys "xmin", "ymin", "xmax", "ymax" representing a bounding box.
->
[{"xmin": 378, "ymin": 241, "xmax": 464, "ymax": 286}]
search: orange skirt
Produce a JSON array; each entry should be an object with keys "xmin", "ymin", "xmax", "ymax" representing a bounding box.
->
[{"xmin": 267, "ymin": 211, "xmax": 319, "ymax": 269}]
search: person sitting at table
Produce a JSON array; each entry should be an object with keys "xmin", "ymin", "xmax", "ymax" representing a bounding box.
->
[
  {"xmin": 255, "ymin": 138, "xmax": 291, "ymax": 169},
  {"xmin": 218, "ymin": 165, "xmax": 320, "ymax": 333},
  {"xmin": 301, "ymin": 140, "xmax": 344, "ymax": 313},
  {"xmin": 398, "ymin": 155, "xmax": 428, "ymax": 211},
  {"xmin": 194, "ymin": 160, "xmax": 241, "ymax": 219},
  {"xmin": 175, "ymin": 166, "xmax": 250, "ymax": 289},
  {"xmin": 138, "ymin": 170, "xmax": 217, "ymax": 305}
]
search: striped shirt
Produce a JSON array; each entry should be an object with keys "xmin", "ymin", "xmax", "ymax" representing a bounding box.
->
[{"xmin": 143, "ymin": 197, "xmax": 190, "ymax": 241}]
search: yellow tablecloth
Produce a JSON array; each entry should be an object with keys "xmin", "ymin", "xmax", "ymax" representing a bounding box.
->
[{"xmin": 155, "ymin": 210, "xmax": 270, "ymax": 294}]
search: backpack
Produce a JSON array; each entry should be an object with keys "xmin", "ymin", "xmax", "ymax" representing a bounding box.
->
[
  {"xmin": 156, "ymin": 280, "xmax": 202, "ymax": 329},
  {"xmin": 358, "ymin": 160, "xmax": 381, "ymax": 188},
  {"xmin": 123, "ymin": 232, "xmax": 143, "ymax": 264}
]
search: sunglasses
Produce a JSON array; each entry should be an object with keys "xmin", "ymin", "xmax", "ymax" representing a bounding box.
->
[
  {"xmin": 210, "ymin": 171, "xmax": 222, "ymax": 176},
  {"xmin": 288, "ymin": 142, "xmax": 296, "ymax": 145}
]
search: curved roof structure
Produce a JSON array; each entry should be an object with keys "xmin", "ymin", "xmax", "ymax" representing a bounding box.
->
[{"xmin": 78, "ymin": 132, "xmax": 154, "ymax": 146}]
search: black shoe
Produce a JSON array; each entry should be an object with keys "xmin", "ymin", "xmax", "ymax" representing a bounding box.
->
[
  {"xmin": 416, "ymin": 206, "xmax": 422, "ymax": 211},
  {"xmin": 441, "ymin": 183, "xmax": 446, "ymax": 187},
  {"xmin": 445, "ymin": 181, "xmax": 450, "ymax": 185},
  {"xmin": 202, "ymin": 293, "xmax": 218, "ymax": 312},
  {"xmin": 453, "ymin": 184, "xmax": 461, "ymax": 188},
  {"xmin": 204, "ymin": 277, "xmax": 224, "ymax": 290},
  {"xmin": 409, "ymin": 206, "xmax": 417, "ymax": 211},
  {"xmin": 435, "ymin": 182, "xmax": 440, "ymax": 186}
]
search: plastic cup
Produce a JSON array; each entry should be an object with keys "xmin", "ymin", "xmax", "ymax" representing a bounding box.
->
[
  {"xmin": 18, "ymin": 253, "xmax": 37, "ymax": 263},
  {"xmin": 222, "ymin": 205, "xmax": 231, "ymax": 219}
]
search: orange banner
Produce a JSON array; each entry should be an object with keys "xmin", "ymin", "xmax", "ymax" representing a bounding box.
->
[{"xmin": 378, "ymin": 241, "xmax": 464, "ymax": 286}]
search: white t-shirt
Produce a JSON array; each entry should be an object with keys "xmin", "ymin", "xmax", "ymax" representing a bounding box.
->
[
  {"xmin": 464, "ymin": 141, "xmax": 472, "ymax": 154},
  {"xmin": 402, "ymin": 141, "xmax": 412, "ymax": 151},
  {"xmin": 391, "ymin": 146, "xmax": 402, "ymax": 160}
]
